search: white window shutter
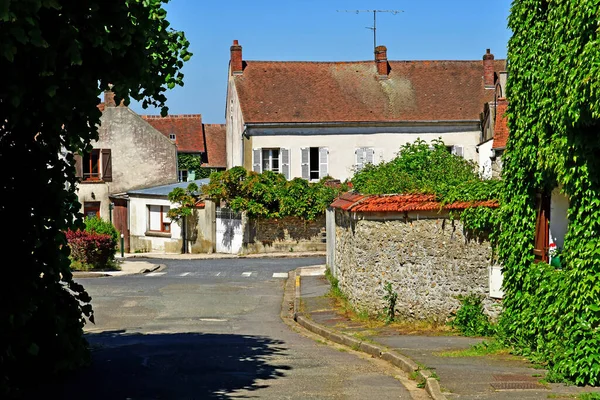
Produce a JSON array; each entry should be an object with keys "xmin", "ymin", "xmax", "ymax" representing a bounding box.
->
[
  {"xmin": 365, "ymin": 148, "xmax": 374, "ymax": 165},
  {"xmin": 281, "ymin": 148, "xmax": 290, "ymax": 180},
  {"xmin": 319, "ymin": 147, "xmax": 328, "ymax": 179},
  {"xmin": 452, "ymin": 145, "xmax": 464, "ymax": 158},
  {"xmin": 356, "ymin": 148, "xmax": 365, "ymax": 171},
  {"xmin": 252, "ymin": 148, "xmax": 262, "ymax": 172},
  {"xmin": 301, "ymin": 148, "xmax": 309, "ymax": 180}
]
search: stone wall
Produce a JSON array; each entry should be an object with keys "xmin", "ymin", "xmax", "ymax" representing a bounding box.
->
[
  {"xmin": 242, "ymin": 215, "xmax": 326, "ymax": 254},
  {"xmin": 334, "ymin": 210, "xmax": 501, "ymax": 322}
]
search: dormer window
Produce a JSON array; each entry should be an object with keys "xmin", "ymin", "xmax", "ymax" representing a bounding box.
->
[{"xmin": 169, "ymin": 134, "xmax": 176, "ymax": 141}]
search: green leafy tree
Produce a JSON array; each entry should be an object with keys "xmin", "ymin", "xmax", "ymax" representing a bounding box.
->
[
  {"xmin": 497, "ymin": 0, "xmax": 600, "ymax": 385},
  {"xmin": 167, "ymin": 183, "xmax": 200, "ymax": 222},
  {"xmin": 351, "ymin": 138, "xmax": 482, "ymax": 198},
  {"xmin": 350, "ymin": 138, "xmax": 501, "ymax": 237},
  {"xmin": 0, "ymin": 1, "xmax": 191, "ymax": 396},
  {"xmin": 202, "ymin": 167, "xmax": 347, "ymax": 220}
]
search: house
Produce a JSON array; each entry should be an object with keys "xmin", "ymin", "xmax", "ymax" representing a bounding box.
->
[
  {"xmin": 125, "ymin": 178, "xmax": 214, "ymax": 253},
  {"xmin": 142, "ymin": 114, "xmax": 227, "ymax": 182},
  {"xmin": 74, "ymin": 90, "xmax": 179, "ymax": 250},
  {"xmin": 225, "ymin": 40, "xmax": 507, "ymax": 182},
  {"xmin": 475, "ymin": 73, "xmax": 569, "ymax": 264},
  {"xmin": 477, "ymin": 71, "xmax": 508, "ymax": 179}
]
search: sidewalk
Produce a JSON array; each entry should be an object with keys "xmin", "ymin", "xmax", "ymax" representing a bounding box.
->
[{"xmin": 292, "ymin": 266, "xmax": 600, "ymax": 400}]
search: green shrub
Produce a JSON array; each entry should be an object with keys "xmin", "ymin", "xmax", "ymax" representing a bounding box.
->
[
  {"xmin": 448, "ymin": 293, "xmax": 495, "ymax": 337},
  {"xmin": 84, "ymin": 216, "xmax": 119, "ymax": 245}
]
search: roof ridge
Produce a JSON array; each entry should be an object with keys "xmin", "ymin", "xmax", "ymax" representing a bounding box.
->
[
  {"xmin": 244, "ymin": 59, "xmax": 507, "ymax": 64},
  {"xmin": 142, "ymin": 114, "xmax": 202, "ymax": 119}
]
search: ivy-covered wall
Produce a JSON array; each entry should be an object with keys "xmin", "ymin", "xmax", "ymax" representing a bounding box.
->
[{"xmin": 500, "ymin": 0, "xmax": 600, "ymax": 385}]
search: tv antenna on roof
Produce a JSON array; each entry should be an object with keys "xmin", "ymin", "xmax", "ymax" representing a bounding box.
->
[{"xmin": 337, "ymin": 9, "xmax": 404, "ymax": 58}]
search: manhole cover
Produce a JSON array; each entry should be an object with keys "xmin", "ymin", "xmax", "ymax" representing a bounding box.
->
[
  {"xmin": 491, "ymin": 382, "xmax": 547, "ymax": 390},
  {"xmin": 493, "ymin": 374, "xmax": 539, "ymax": 382}
]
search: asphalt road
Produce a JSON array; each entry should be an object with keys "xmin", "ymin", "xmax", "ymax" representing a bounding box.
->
[{"xmin": 43, "ymin": 257, "xmax": 418, "ymax": 400}]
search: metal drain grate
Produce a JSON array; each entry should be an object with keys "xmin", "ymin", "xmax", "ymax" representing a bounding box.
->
[{"xmin": 492, "ymin": 374, "xmax": 539, "ymax": 382}]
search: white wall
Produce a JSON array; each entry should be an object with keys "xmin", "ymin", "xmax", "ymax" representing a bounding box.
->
[
  {"xmin": 478, "ymin": 139, "xmax": 494, "ymax": 179},
  {"xmin": 226, "ymin": 77, "xmax": 245, "ymax": 169},
  {"xmin": 129, "ymin": 196, "xmax": 182, "ymax": 252},
  {"xmin": 248, "ymin": 125, "xmax": 481, "ymax": 182}
]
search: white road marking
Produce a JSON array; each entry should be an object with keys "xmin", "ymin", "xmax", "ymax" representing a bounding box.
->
[
  {"xmin": 272, "ymin": 272, "xmax": 289, "ymax": 278},
  {"xmin": 215, "ymin": 272, "xmax": 222, "ymax": 276},
  {"xmin": 198, "ymin": 318, "xmax": 227, "ymax": 322},
  {"xmin": 179, "ymin": 272, "xmax": 191, "ymax": 276},
  {"xmin": 146, "ymin": 272, "xmax": 166, "ymax": 277},
  {"xmin": 242, "ymin": 271, "xmax": 253, "ymax": 277},
  {"xmin": 299, "ymin": 266, "xmax": 326, "ymax": 276}
]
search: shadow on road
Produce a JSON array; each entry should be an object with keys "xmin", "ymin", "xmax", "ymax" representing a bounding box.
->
[{"xmin": 42, "ymin": 330, "xmax": 291, "ymax": 399}]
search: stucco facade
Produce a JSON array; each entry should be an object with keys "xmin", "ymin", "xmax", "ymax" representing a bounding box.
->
[
  {"xmin": 75, "ymin": 104, "xmax": 178, "ymax": 221},
  {"xmin": 238, "ymin": 123, "xmax": 481, "ymax": 182}
]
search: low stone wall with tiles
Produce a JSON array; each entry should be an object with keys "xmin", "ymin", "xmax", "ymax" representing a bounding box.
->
[
  {"xmin": 334, "ymin": 210, "xmax": 501, "ymax": 322},
  {"xmin": 242, "ymin": 215, "xmax": 326, "ymax": 254}
]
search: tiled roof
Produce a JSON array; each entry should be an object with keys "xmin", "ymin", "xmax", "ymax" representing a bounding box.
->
[
  {"xmin": 203, "ymin": 124, "xmax": 226, "ymax": 168},
  {"xmin": 330, "ymin": 192, "xmax": 498, "ymax": 213},
  {"xmin": 143, "ymin": 114, "xmax": 204, "ymax": 153},
  {"xmin": 330, "ymin": 192, "xmax": 368, "ymax": 210},
  {"xmin": 492, "ymin": 98, "xmax": 509, "ymax": 149},
  {"xmin": 234, "ymin": 59, "xmax": 506, "ymax": 123}
]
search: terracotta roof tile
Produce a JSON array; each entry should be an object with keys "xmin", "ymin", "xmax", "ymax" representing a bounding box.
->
[
  {"xmin": 143, "ymin": 114, "xmax": 204, "ymax": 153},
  {"xmin": 234, "ymin": 59, "xmax": 506, "ymax": 123},
  {"xmin": 330, "ymin": 192, "xmax": 368, "ymax": 210},
  {"xmin": 492, "ymin": 98, "xmax": 508, "ymax": 149},
  {"xmin": 203, "ymin": 124, "xmax": 226, "ymax": 168},
  {"xmin": 330, "ymin": 193, "xmax": 498, "ymax": 212}
]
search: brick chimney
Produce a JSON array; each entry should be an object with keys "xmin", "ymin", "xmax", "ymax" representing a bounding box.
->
[
  {"xmin": 230, "ymin": 40, "xmax": 243, "ymax": 75},
  {"xmin": 483, "ymin": 48, "xmax": 495, "ymax": 88},
  {"xmin": 375, "ymin": 45, "xmax": 389, "ymax": 79}
]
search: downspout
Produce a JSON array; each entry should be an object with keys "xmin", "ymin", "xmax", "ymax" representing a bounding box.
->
[{"xmin": 241, "ymin": 126, "xmax": 248, "ymax": 167}]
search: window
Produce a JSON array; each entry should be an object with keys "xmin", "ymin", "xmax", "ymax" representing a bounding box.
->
[
  {"xmin": 355, "ymin": 147, "xmax": 374, "ymax": 171},
  {"xmin": 252, "ymin": 148, "xmax": 290, "ymax": 179},
  {"xmin": 178, "ymin": 169, "xmax": 188, "ymax": 182},
  {"xmin": 84, "ymin": 202, "xmax": 100, "ymax": 219},
  {"xmin": 75, "ymin": 149, "xmax": 112, "ymax": 182},
  {"xmin": 169, "ymin": 133, "xmax": 176, "ymax": 141},
  {"xmin": 148, "ymin": 205, "xmax": 171, "ymax": 233},
  {"xmin": 301, "ymin": 147, "xmax": 328, "ymax": 180},
  {"xmin": 261, "ymin": 149, "xmax": 280, "ymax": 173},
  {"xmin": 83, "ymin": 149, "xmax": 100, "ymax": 180}
]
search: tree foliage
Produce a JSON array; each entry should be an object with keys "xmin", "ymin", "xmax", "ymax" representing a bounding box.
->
[
  {"xmin": 201, "ymin": 166, "xmax": 348, "ymax": 220},
  {"xmin": 167, "ymin": 182, "xmax": 200, "ymax": 222},
  {"xmin": 498, "ymin": 0, "xmax": 600, "ymax": 385},
  {"xmin": 0, "ymin": 0, "xmax": 190, "ymax": 396},
  {"xmin": 351, "ymin": 138, "xmax": 502, "ymax": 238}
]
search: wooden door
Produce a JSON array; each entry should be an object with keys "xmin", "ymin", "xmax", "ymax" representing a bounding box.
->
[
  {"xmin": 112, "ymin": 198, "xmax": 130, "ymax": 253},
  {"xmin": 533, "ymin": 192, "xmax": 550, "ymax": 263}
]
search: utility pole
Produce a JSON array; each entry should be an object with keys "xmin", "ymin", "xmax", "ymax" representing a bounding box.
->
[{"xmin": 337, "ymin": 9, "xmax": 403, "ymax": 58}]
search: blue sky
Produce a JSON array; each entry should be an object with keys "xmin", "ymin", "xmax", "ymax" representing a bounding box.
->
[{"xmin": 129, "ymin": 0, "xmax": 513, "ymax": 123}]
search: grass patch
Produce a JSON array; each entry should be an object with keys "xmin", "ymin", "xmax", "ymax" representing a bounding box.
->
[
  {"xmin": 547, "ymin": 394, "xmax": 600, "ymax": 399},
  {"xmin": 436, "ymin": 339, "xmax": 510, "ymax": 357},
  {"xmin": 70, "ymin": 258, "xmax": 121, "ymax": 271}
]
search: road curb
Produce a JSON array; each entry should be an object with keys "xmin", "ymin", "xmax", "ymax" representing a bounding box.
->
[
  {"xmin": 292, "ymin": 268, "xmax": 447, "ymax": 400},
  {"xmin": 139, "ymin": 263, "xmax": 165, "ymax": 274}
]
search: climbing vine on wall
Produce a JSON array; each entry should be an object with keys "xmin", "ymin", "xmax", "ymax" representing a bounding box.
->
[{"xmin": 498, "ymin": 0, "xmax": 600, "ymax": 385}]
